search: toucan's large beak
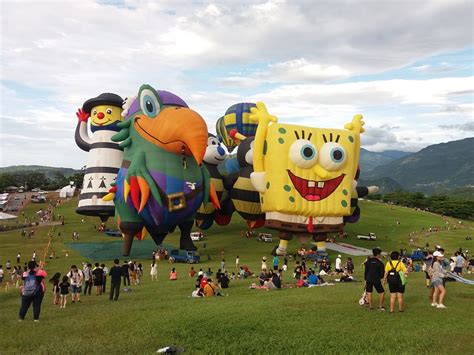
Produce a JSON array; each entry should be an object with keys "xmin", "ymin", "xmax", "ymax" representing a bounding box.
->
[{"xmin": 134, "ymin": 107, "xmax": 208, "ymax": 165}]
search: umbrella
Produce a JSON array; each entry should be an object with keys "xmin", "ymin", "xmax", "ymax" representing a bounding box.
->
[{"xmin": 0, "ymin": 212, "xmax": 18, "ymax": 220}]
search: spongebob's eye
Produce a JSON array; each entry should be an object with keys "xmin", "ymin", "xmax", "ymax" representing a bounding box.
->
[
  {"xmin": 106, "ymin": 108, "xmax": 112, "ymax": 115},
  {"xmin": 289, "ymin": 139, "xmax": 318, "ymax": 168},
  {"xmin": 139, "ymin": 88, "xmax": 161, "ymax": 118},
  {"xmin": 320, "ymin": 142, "xmax": 346, "ymax": 171}
]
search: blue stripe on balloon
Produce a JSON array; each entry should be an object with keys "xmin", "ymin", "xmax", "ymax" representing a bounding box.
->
[{"xmin": 236, "ymin": 104, "xmax": 243, "ymax": 133}]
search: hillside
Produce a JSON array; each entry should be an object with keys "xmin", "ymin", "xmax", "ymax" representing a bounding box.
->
[
  {"xmin": 365, "ymin": 137, "xmax": 474, "ymax": 194},
  {"xmin": 0, "ymin": 165, "xmax": 81, "ymax": 179},
  {"xmin": 359, "ymin": 148, "xmax": 413, "ymax": 173}
]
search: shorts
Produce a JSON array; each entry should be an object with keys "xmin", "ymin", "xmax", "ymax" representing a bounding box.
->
[
  {"xmin": 432, "ymin": 279, "xmax": 444, "ymax": 288},
  {"xmin": 365, "ymin": 281, "xmax": 384, "ymax": 293},
  {"xmin": 71, "ymin": 285, "xmax": 82, "ymax": 293},
  {"xmin": 453, "ymin": 267, "xmax": 462, "ymax": 274},
  {"xmin": 388, "ymin": 282, "xmax": 405, "ymax": 294}
]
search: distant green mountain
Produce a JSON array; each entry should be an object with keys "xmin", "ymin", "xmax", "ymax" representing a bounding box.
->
[
  {"xmin": 364, "ymin": 138, "xmax": 474, "ymax": 194},
  {"xmin": 0, "ymin": 165, "xmax": 82, "ymax": 179},
  {"xmin": 359, "ymin": 148, "xmax": 413, "ymax": 173},
  {"xmin": 358, "ymin": 177, "xmax": 402, "ymax": 195}
]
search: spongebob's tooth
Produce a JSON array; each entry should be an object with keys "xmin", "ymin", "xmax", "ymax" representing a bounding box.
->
[
  {"xmin": 318, "ymin": 182, "xmax": 324, "ymax": 188},
  {"xmin": 308, "ymin": 181, "xmax": 316, "ymax": 188}
]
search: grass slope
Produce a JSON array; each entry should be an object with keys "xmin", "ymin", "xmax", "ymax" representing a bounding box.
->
[{"xmin": 0, "ymin": 197, "xmax": 473, "ymax": 354}]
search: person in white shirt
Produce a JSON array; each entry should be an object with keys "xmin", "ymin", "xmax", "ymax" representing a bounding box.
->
[
  {"xmin": 335, "ymin": 255, "xmax": 342, "ymax": 273},
  {"xmin": 101, "ymin": 264, "xmax": 109, "ymax": 292},
  {"xmin": 67, "ymin": 265, "xmax": 84, "ymax": 303}
]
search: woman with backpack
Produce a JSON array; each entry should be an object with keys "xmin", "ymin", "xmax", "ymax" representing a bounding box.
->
[
  {"xmin": 384, "ymin": 251, "xmax": 408, "ymax": 313},
  {"xmin": 19, "ymin": 261, "xmax": 47, "ymax": 322}
]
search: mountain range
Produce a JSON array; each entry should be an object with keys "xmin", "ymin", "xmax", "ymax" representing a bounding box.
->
[
  {"xmin": 1, "ymin": 137, "xmax": 473, "ymax": 195},
  {"xmin": 361, "ymin": 137, "xmax": 474, "ymax": 194}
]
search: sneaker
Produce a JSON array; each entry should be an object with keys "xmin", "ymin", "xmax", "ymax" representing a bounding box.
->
[
  {"xmin": 33, "ymin": 319, "xmax": 39, "ymax": 322},
  {"xmin": 378, "ymin": 307, "xmax": 386, "ymax": 312},
  {"xmin": 431, "ymin": 303, "xmax": 438, "ymax": 307},
  {"xmin": 437, "ymin": 304, "xmax": 447, "ymax": 309}
]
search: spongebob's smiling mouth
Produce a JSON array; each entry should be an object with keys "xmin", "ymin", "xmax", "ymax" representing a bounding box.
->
[{"xmin": 287, "ymin": 170, "xmax": 345, "ymax": 201}]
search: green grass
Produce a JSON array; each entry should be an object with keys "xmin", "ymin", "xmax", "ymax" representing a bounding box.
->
[{"xmin": 0, "ymin": 197, "xmax": 473, "ymax": 354}]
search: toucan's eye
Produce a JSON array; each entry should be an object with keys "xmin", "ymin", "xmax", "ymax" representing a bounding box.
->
[
  {"xmin": 320, "ymin": 142, "xmax": 346, "ymax": 171},
  {"xmin": 139, "ymin": 88, "xmax": 161, "ymax": 118},
  {"xmin": 289, "ymin": 139, "xmax": 318, "ymax": 168},
  {"xmin": 106, "ymin": 108, "xmax": 113, "ymax": 115}
]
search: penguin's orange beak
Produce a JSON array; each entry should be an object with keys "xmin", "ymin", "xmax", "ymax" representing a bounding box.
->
[{"xmin": 134, "ymin": 106, "xmax": 208, "ymax": 165}]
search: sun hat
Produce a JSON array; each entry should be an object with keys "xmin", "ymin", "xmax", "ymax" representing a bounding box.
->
[{"xmin": 433, "ymin": 251, "xmax": 444, "ymax": 257}]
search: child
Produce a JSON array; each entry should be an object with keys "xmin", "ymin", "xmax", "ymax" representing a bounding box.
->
[
  {"xmin": 150, "ymin": 261, "xmax": 158, "ymax": 281},
  {"xmin": 49, "ymin": 272, "xmax": 61, "ymax": 305},
  {"xmin": 136, "ymin": 263, "xmax": 143, "ymax": 284},
  {"xmin": 169, "ymin": 268, "xmax": 177, "ymax": 281},
  {"xmin": 59, "ymin": 276, "xmax": 70, "ymax": 308}
]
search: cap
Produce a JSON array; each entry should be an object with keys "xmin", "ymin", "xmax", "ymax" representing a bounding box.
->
[
  {"xmin": 338, "ymin": 255, "xmax": 342, "ymax": 258},
  {"xmin": 433, "ymin": 251, "xmax": 444, "ymax": 257}
]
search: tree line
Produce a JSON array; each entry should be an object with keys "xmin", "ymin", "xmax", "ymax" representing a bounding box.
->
[
  {"xmin": 0, "ymin": 171, "xmax": 84, "ymax": 191},
  {"xmin": 367, "ymin": 191, "xmax": 474, "ymax": 220}
]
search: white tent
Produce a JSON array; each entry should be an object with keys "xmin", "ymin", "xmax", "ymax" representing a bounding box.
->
[
  {"xmin": 0, "ymin": 212, "xmax": 18, "ymax": 220},
  {"xmin": 59, "ymin": 185, "xmax": 76, "ymax": 198}
]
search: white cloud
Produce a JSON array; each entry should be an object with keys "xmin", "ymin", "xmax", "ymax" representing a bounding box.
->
[{"xmin": 1, "ymin": 0, "xmax": 473, "ymax": 167}]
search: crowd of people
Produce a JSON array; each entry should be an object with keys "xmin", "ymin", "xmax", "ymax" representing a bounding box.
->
[{"xmin": 2, "ymin": 238, "xmax": 473, "ymax": 322}]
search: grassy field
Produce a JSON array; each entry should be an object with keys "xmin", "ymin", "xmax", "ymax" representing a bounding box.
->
[{"xmin": 0, "ymin": 197, "xmax": 473, "ymax": 354}]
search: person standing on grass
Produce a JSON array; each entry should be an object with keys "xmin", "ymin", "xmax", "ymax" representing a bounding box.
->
[
  {"xmin": 109, "ymin": 259, "xmax": 122, "ymax": 301},
  {"xmin": 431, "ymin": 251, "xmax": 449, "ymax": 309},
  {"xmin": 364, "ymin": 248, "xmax": 385, "ymax": 311},
  {"xmin": 59, "ymin": 276, "xmax": 70, "ymax": 308},
  {"xmin": 49, "ymin": 272, "xmax": 61, "ymax": 305},
  {"xmin": 169, "ymin": 268, "xmax": 177, "ymax": 281},
  {"xmin": 136, "ymin": 263, "xmax": 143, "ymax": 284},
  {"xmin": 235, "ymin": 256, "xmax": 240, "ymax": 270},
  {"xmin": 16, "ymin": 252, "xmax": 21, "ymax": 264},
  {"xmin": 101, "ymin": 264, "xmax": 108, "ymax": 293},
  {"xmin": 454, "ymin": 252, "xmax": 465, "ymax": 275},
  {"xmin": 92, "ymin": 263, "xmax": 104, "ymax": 295},
  {"xmin": 346, "ymin": 257, "xmax": 354, "ymax": 274},
  {"xmin": 0, "ymin": 265, "xmax": 4, "ymax": 284},
  {"xmin": 384, "ymin": 251, "xmax": 408, "ymax": 313},
  {"xmin": 122, "ymin": 261, "xmax": 130, "ymax": 286},
  {"xmin": 83, "ymin": 263, "xmax": 92, "ymax": 296},
  {"xmin": 335, "ymin": 255, "xmax": 343, "ymax": 274},
  {"xmin": 221, "ymin": 259, "xmax": 226, "ymax": 271},
  {"xmin": 67, "ymin": 265, "xmax": 83, "ymax": 303},
  {"xmin": 150, "ymin": 260, "xmax": 158, "ymax": 281},
  {"xmin": 18, "ymin": 261, "xmax": 47, "ymax": 322}
]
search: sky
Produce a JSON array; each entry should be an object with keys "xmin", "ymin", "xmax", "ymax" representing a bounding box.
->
[{"xmin": 0, "ymin": 0, "xmax": 473, "ymax": 169}]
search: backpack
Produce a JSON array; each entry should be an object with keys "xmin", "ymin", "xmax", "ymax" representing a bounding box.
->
[
  {"xmin": 23, "ymin": 271, "xmax": 39, "ymax": 296},
  {"xmin": 387, "ymin": 261, "xmax": 401, "ymax": 285}
]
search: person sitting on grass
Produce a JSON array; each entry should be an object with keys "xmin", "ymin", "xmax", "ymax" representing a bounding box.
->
[
  {"xmin": 308, "ymin": 271, "xmax": 321, "ymax": 286},
  {"xmin": 191, "ymin": 287, "xmax": 204, "ymax": 298},
  {"xmin": 259, "ymin": 270, "xmax": 268, "ymax": 286},
  {"xmin": 169, "ymin": 268, "xmax": 177, "ymax": 281},
  {"xmin": 204, "ymin": 279, "xmax": 216, "ymax": 297},
  {"xmin": 219, "ymin": 272, "xmax": 230, "ymax": 289},
  {"xmin": 297, "ymin": 276, "xmax": 309, "ymax": 288}
]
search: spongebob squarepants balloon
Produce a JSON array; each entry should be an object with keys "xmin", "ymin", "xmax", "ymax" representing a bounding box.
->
[
  {"xmin": 250, "ymin": 102, "xmax": 365, "ymax": 255},
  {"xmin": 75, "ymin": 93, "xmax": 124, "ymax": 222}
]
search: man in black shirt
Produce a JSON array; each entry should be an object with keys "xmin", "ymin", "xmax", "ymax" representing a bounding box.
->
[
  {"xmin": 109, "ymin": 259, "xmax": 122, "ymax": 301},
  {"xmin": 122, "ymin": 261, "xmax": 130, "ymax": 286},
  {"xmin": 364, "ymin": 248, "xmax": 385, "ymax": 311}
]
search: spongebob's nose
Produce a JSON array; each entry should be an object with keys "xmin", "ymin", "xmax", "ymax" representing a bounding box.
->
[
  {"xmin": 97, "ymin": 112, "xmax": 105, "ymax": 119},
  {"xmin": 313, "ymin": 165, "xmax": 329, "ymax": 179}
]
